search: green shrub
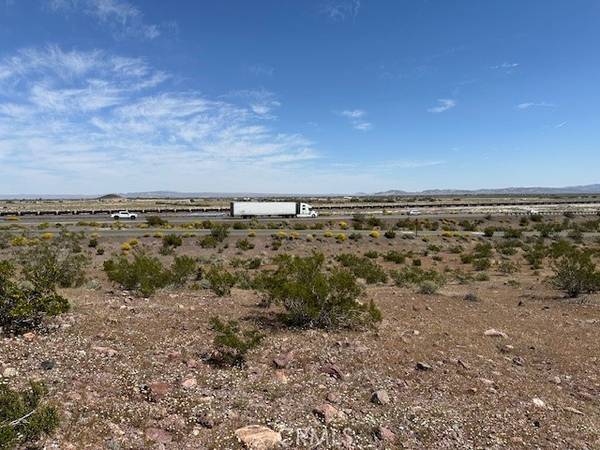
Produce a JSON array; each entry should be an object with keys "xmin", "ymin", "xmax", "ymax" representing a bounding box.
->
[
  {"xmin": 103, "ymin": 250, "xmax": 189, "ymax": 296},
  {"xmin": 209, "ymin": 317, "xmax": 263, "ymax": 367},
  {"xmin": 88, "ymin": 238, "xmax": 98, "ymax": 248},
  {"xmin": 18, "ymin": 235, "xmax": 89, "ymax": 292},
  {"xmin": 335, "ymin": 254, "xmax": 388, "ymax": 284},
  {"xmin": 146, "ymin": 216, "xmax": 168, "ymax": 227},
  {"xmin": 418, "ymin": 280, "xmax": 439, "ymax": 294},
  {"xmin": 204, "ymin": 265, "xmax": 237, "ymax": 296},
  {"xmin": 483, "ymin": 227, "xmax": 496, "ymax": 237},
  {"xmin": 390, "ymin": 266, "xmax": 445, "ymax": 288},
  {"xmin": 162, "ymin": 233, "xmax": 182, "ymax": 249},
  {"xmin": 254, "ymin": 253, "xmax": 381, "ymax": 329},
  {"xmin": 383, "ymin": 250, "xmax": 406, "ymax": 264},
  {"xmin": 348, "ymin": 232, "xmax": 362, "ymax": 241},
  {"xmin": 236, "ymin": 238, "xmax": 255, "ymax": 251},
  {"xmin": 383, "ymin": 230, "xmax": 396, "ymax": 239},
  {"xmin": 364, "ymin": 250, "xmax": 378, "ymax": 259},
  {"xmin": 551, "ymin": 249, "xmax": 600, "ymax": 298},
  {"xmin": 210, "ymin": 223, "xmax": 230, "ymax": 242},
  {"xmin": 170, "ymin": 256, "xmax": 197, "ymax": 286},
  {"xmin": 0, "ymin": 261, "xmax": 70, "ymax": 334},
  {"xmin": 498, "ymin": 260, "xmax": 518, "ymax": 274},
  {"xmin": 503, "ymin": 228, "xmax": 522, "ymax": 239},
  {"xmin": 199, "ymin": 235, "xmax": 218, "ymax": 248},
  {"xmin": 0, "ymin": 381, "xmax": 60, "ymax": 449}
]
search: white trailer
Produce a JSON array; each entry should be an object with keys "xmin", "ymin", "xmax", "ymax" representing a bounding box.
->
[{"xmin": 230, "ymin": 202, "xmax": 318, "ymax": 218}]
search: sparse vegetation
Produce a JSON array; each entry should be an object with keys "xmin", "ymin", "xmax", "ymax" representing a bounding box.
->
[{"xmin": 209, "ymin": 317, "xmax": 263, "ymax": 367}]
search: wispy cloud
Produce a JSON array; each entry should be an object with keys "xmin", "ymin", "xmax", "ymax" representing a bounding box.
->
[
  {"xmin": 320, "ymin": 0, "xmax": 360, "ymax": 21},
  {"xmin": 338, "ymin": 109, "xmax": 372, "ymax": 131},
  {"xmin": 427, "ymin": 99, "xmax": 456, "ymax": 113},
  {"xmin": 245, "ymin": 63, "xmax": 274, "ymax": 77},
  {"xmin": 0, "ymin": 46, "xmax": 317, "ymax": 192},
  {"xmin": 490, "ymin": 62, "xmax": 519, "ymax": 73},
  {"xmin": 47, "ymin": 0, "xmax": 167, "ymax": 40},
  {"xmin": 516, "ymin": 102, "xmax": 555, "ymax": 110},
  {"xmin": 555, "ymin": 121, "xmax": 568, "ymax": 128}
]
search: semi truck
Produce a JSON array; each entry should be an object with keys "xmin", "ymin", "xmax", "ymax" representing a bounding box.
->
[{"xmin": 230, "ymin": 201, "xmax": 318, "ymax": 218}]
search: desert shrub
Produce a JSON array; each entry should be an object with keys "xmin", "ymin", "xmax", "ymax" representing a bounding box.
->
[
  {"xmin": 210, "ymin": 223, "xmax": 230, "ymax": 242},
  {"xmin": 204, "ymin": 265, "xmax": 237, "ymax": 296},
  {"xmin": 18, "ymin": 237, "xmax": 89, "ymax": 292},
  {"xmin": 103, "ymin": 251, "xmax": 173, "ymax": 296},
  {"xmin": 348, "ymin": 232, "xmax": 362, "ymax": 241},
  {"xmin": 162, "ymin": 233, "xmax": 182, "ymax": 248},
  {"xmin": 418, "ymin": 280, "xmax": 439, "ymax": 294},
  {"xmin": 366, "ymin": 217, "xmax": 383, "ymax": 228},
  {"xmin": 339, "ymin": 221, "xmax": 349, "ymax": 230},
  {"xmin": 335, "ymin": 254, "xmax": 388, "ymax": 284},
  {"xmin": 503, "ymin": 228, "xmax": 523, "ymax": 239},
  {"xmin": 498, "ymin": 260, "xmax": 518, "ymax": 274},
  {"xmin": 384, "ymin": 230, "xmax": 396, "ymax": 239},
  {"xmin": 209, "ymin": 317, "xmax": 263, "ymax": 367},
  {"xmin": 524, "ymin": 241, "xmax": 546, "ymax": 269},
  {"xmin": 236, "ymin": 238, "xmax": 255, "ymax": 251},
  {"xmin": 464, "ymin": 292, "xmax": 479, "ymax": 302},
  {"xmin": 323, "ymin": 230, "xmax": 333, "ymax": 238},
  {"xmin": 335, "ymin": 233, "xmax": 347, "ymax": 242},
  {"xmin": 199, "ymin": 235, "xmax": 218, "ymax": 248},
  {"xmin": 568, "ymin": 229, "xmax": 584, "ymax": 243},
  {"xmin": 495, "ymin": 239, "xmax": 520, "ymax": 256},
  {"xmin": 390, "ymin": 266, "xmax": 445, "ymax": 288},
  {"xmin": 412, "ymin": 258, "xmax": 422, "ymax": 267},
  {"xmin": 383, "ymin": 250, "xmax": 406, "ymax": 264},
  {"xmin": 369, "ymin": 230, "xmax": 380, "ymax": 239},
  {"xmin": 0, "ymin": 381, "xmax": 60, "ymax": 449},
  {"xmin": 254, "ymin": 253, "xmax": 381, "ymax": 329},
  {"xmin": 0, "ymin": 261, "xmax": 70, "ymax": 334},
  {"xmin": 474, "ymin": 272, "xmax": 490, "ymax": 281},
  {"xmin": 449, "ymin": 245, "xmax": 464, "ymax": 254},
  {"xmin": 472, "ymin": 257, "xmax": 491, "ymax": 271},
  {"xmin": 483, "ymin": 227, "xmax": 496, "ymax": 238},
  {"xmin": 146, "ymin": 216, "xmax": 168, "ymax": 227},
  {"xmin": 351, "ymin": 214, "xmax": 366, "ymax": 230},
  {"xmin": 551, "ymin": 249, "xmax": 600, "ymax": 298},
  {"xmin": 170, "ymin": 256, "xmax": 197, "ymax": 286},
  {"xmin": 88, "ymin": 238, "xmax": 98, "ymax": 248},
  {"xmin": 232, "ymin": 221, "xmax": 248, "ymax": 230},
  {"xmin": 0, "ymin": 232, "xmax": 9, "ymax": 249},
  {"xmin": 364, "ymin": 250, "xmax": 378, "ymax": 259},
  {"xmin": 96, "ymin": 248, "xmax": 105, "ymax": 256}
]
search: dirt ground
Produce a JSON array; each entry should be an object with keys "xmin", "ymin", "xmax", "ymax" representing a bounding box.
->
[{"xmin": 1, "ymin": 231, "xmax": 599, "ymax": 449}]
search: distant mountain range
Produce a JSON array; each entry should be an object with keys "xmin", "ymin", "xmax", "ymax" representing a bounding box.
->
[
  {"xmin": 2, "ymin": 184, "xmax": 600, "ymax": 199},
  {"xmin": 371, "ymin": 184, "xmax": 600, "ymax": 196}
]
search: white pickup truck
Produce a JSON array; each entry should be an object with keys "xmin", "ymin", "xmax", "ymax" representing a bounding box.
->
[{"xmin": 111, "ymin": 210, "xmax": 138, "ymax": 220}]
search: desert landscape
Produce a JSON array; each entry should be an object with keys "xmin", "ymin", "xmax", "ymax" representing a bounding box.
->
[{"xmin": 1, "ymin": 209, "xmax": 599, "ymax": 449}]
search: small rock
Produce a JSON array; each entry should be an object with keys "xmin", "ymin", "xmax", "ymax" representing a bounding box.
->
[
  {"xmin": 148, "ymin": 382, "xmax": 171, "ymax": 401},
  {"xmin": 22, "ymin": 332, "xmax": 36, "ymax": 341},
  {"xmin": 320, "ymin": 364, "xmax": 345, "ymax": 380},
  {"xmin": 532, "ymin": 397, "xmax": 546, "ymax": 408},
  {"xmin": 375, "ymin": 426, "xmax": 397, "ymax": 442},
  {"xmin": 564, "ymin": 406, "xmax": 584, "ymax": 415},
  {"xmin": 512, "ymin": 356, "xmax": 525, "ymax": 366},
  {"xmin": 313, "ymin": 403, "xmax": 344, "ymax": 424},
  {"xmin": 273, "ymin": 370, "xmax": 288, "ymax": 384},
  {"xmin": 549, "ymin": 376, "xmax": 561, "ymax": 385},
  {"xmin": 273, "ymin": 352, "xmax": 293, "ymax": 369},
  {"xmin": 144, "ymin": 427, "xmax": 172, "ymax": 444},
  {"xmin": 371, "ymin": 390, "xmax": 391, "ymax": 405},
  {"xmin": 40, "ymin": 360, "xmax": 56, "ymax": 371},
  {"xmin": 196, "ymin": 414, "xmax": 215, "ymax": 429},
  {"xmin": 2, "ymin": 367, "xmax": 17, "ymax": 378},
  {"xmin": 92, "ymin": 346, "xmax": 118, "ymax": 357},
  {"xmin": 182, "ymin": 377, "xmax": 197, "ymax": 389},
  {"xmin": 415, "ymin": 361, "xmax": 433, "ymax": 371},
  {"xmin": 235, "ymin": 425, "xmax": 282, "ymax": 449},
  {"xmin": 326, "ymin": 392, "xmax": 340, "ymax": 403},
  {"xmin": 484, "ymin": 329, "xmax": 508, "ymax": 338}
]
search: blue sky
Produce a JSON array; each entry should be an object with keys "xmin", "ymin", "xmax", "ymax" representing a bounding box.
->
[{"xmin": 0, "ymin": 0, "xmax": 599, "ymax": 194}]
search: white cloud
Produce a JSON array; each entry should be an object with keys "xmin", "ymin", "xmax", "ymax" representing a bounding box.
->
[
  {"xmin": 555, "ymin": 121, "xmax": 567, "ymax": 128},
  {"xmin": 0, "ymin": 46, "xmax": 318, "ymax": 192},
  {"xmin": 320, "ymin": 0, "xmax": 360, "ymax": 21},
  {"xmin": 245, "ymin": 63, "xmax": 274, "ymax": 77},
  {"xmin": 337, "ymin": 109, "xmax": 372, "ymax": 131},
  {"xmin": 427, "ymin": 99, "xmax": 456, "ymax": 113},
  {"xmin": 517, "ymin": 102, "xmax": 555, "ymax": 110},
  {"xmin": 47, "ymin": 0, "xmax": 167, "ymax": 40},
  {"xmin": 491, "ymin": 62, "xmax": 519, "ymax": 70}
]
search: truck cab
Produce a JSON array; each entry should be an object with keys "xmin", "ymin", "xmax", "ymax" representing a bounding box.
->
[{"xmin": 298, "ymin": 203, "xmax": 318, "ymax": 218}]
